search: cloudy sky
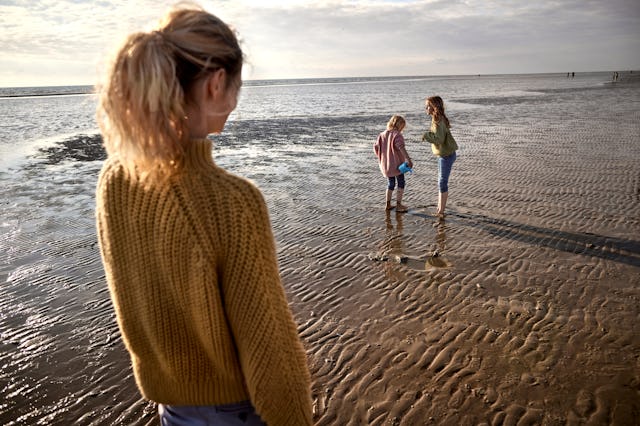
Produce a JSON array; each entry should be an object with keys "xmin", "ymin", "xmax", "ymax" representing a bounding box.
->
[{"xmin": 1, "ymin": 0, "xmax": 639, "ymax": 87}]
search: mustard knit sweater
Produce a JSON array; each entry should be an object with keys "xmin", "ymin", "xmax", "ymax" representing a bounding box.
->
[{"xmin": 96, "ymin": 139, "xmax": 313, "ymax": 425}]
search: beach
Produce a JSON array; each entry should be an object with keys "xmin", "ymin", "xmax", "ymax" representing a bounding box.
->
[{"xmin": 1, "ymin": 73, "xmax": 639, "ymax": 424}]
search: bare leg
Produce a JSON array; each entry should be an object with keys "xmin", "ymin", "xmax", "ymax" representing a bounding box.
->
[
  {"xmin": 436, "ymin": 191, "xmax": 448, "ymax": 217},
  {"xmin": 396, "ymin": 188, "xmax": 408, "ymax": 213},
  {"xmin": 385, "ymin": 189, "xmax": 394, "ymax": 210}
]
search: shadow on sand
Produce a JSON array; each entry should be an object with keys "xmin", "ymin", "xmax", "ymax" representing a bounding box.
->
[{"xmin": 408, "ymin": 210, "xmax": 640, "ymax": 268}]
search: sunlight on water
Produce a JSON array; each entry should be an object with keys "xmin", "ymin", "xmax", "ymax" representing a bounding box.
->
[{"xmin": 1, "ymin": 71, "xmax": 638, "ymax": 424}]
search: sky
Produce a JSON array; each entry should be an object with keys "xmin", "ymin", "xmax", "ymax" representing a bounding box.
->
[{"xmin": 1, "ymin": 0, "xmax": 639, "ymax": 87}]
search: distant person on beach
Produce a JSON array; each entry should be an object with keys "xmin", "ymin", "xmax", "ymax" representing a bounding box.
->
[
  {"xmin": 94, "ymin": 4, "xmax": 312, "ymax": 425},
  {"xmin": 374, "ymin": 115, "xmax": 413, "ymax": 212},
  {"xmin": 422, "ymin": 96, "xmax": 458, "ymax": 218}
]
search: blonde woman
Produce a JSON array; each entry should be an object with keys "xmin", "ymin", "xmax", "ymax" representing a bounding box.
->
[
  {"xmin": 95, "ymin": 5, "xmax": 312, "ymax": 425},
  {"xmin": 374, "ymin": 115, "xmax": 413, "ymax": 212},
  {"xmin": 422, "ymin": 96, "xmax": 458, "ymax": 218}
]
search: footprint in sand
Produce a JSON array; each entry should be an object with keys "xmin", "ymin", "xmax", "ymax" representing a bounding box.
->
[{"xmin": 368, "ymin": 250, "xmax": 452, "ymax": 271}]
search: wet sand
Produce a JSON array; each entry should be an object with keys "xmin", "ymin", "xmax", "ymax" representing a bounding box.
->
[
  {"xmin": 1, "ymin": 82, "xmax": 639, "ymax": 424},
  {"xmin": 267, "ymin": 108, "xmax": 640, "ymax": 424}
]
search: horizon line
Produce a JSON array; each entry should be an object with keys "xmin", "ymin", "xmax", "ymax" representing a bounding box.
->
[{"xmin": 1, "ymin": 69, "xmax": 636, "ymax": 91}]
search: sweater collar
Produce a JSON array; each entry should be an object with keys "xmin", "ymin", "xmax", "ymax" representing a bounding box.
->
[{"xmin": 183, "ymin": 138, "xmax": 215, "ymax": 169}]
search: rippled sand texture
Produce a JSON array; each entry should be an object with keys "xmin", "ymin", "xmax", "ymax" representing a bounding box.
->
[
  {"xmin": 263, "ymin": 83, "xmax": 640, "ymax": 425},
  {"xmin": 1, "ymin": 80, "xmax": 639, "ymax": 424}
]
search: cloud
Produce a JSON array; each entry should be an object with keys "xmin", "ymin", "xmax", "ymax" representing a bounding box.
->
[
  {"xmin": 0, "ymin": 0, "xmax": 638, "ymax": 86},
  {"xmin": 0, "ymin": 0, "xmax": 170, "ymax": 85},
  {"xmin": 226, "ymin": 0, "xmax": 640, "ymax": 77}
]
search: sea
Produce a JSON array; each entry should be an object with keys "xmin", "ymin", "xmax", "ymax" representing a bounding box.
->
[
  {"xmin": 1, "ymin": 72, "xmax": 631, "ymax": 170},
  {"xmin": 1, "ymin": 71, "xmax": 638, "ymax": 424}
]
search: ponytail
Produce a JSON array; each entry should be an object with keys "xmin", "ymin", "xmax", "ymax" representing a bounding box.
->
[
  {"xmin": 97, "ymin": 31, "xmax": 186, "ymax": 176},
  {"xmin": 96, "ymin": 5, "xmax": 243, "ymax": 180}
]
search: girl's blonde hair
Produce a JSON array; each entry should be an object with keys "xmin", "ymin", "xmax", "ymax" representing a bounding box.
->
[
  {"xmin": 96, "ymin": 4, "xmax": 243, "ymax": 178},
  {"xmin": 387, "ymin": 115, "xmax": 406, "ymax": 131}
]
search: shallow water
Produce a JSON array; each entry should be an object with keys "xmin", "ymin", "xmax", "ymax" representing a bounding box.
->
[{"xmin": 1, "ymin": 72, "xmax": 639, "ymax": 424}]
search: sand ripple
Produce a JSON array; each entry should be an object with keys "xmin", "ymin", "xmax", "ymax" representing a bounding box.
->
[{"xmin": 1, "ymin": 81, "xmax": 639, "ymax": 424}]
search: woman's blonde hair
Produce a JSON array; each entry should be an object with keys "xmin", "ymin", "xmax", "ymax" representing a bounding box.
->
[
  {"xmin": 387, "ymin": 115, "xmax": 406, "ymax": 131},
  {"xmin": 96, "ymin": 4, "xmax": 243, "ymax": 178}
]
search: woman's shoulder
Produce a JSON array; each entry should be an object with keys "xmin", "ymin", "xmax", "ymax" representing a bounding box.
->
[
  {"xmin": 97, "ymin": 156, "xmax": 127, "ymax": 185},
  {"xmin": 98, "ymin": 156, "xmax": 260, "ymax": 199},
  {"xmin": 199, "ymin": 167, "xmax": 266, "ymax": 204},
  {"xmin": 207, "ymin": 171, "xmax": 270, "ymax": 224}
]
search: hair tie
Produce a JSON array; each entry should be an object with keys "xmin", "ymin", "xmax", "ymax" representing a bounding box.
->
[{"xmin": 152, "ymin": 30, "xmax": 168, "ymax": 43}]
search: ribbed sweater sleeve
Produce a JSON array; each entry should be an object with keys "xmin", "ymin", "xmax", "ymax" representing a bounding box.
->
[{"xmin": 221, "ymin": 182, "xmax": 313, "ymax": 425}]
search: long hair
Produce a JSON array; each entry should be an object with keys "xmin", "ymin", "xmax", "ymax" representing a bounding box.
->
[
  {"xmin": 427, "ymin": 96, "xmax": 450, "ymax": 128},
  {"xmin": 96, "ymin": 4, "xmax": 243, "ymax": 179}
]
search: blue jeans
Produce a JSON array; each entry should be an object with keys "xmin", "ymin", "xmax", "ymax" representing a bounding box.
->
[
  {"xmin": 158, "ymin": 401, "xmax": 265, "ymax": 426},
  {"xmin": 438, "ymin": 152, "xmax": 456, "ymax": 193},
  {"xmin": 387, "ymin": 174, "xmax": 406, "ymax": 190}
]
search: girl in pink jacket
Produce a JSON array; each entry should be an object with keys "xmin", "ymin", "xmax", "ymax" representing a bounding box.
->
[{"xmin": 374, "ymin": 115, "xmax": 413, "ymax": 212}]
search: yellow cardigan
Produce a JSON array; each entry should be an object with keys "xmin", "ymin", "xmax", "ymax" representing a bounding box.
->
[{"xmin": 96, "ymin": 139, "xmax": 313, "ymax": 425}]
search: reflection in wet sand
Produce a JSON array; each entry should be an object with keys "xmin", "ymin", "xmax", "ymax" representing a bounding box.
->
[
  {"xmin": 372, "ymin": 211, "xmax": 452, "ymax": 271},
  {"xmin": 424, "ymin": 221, "xmax": 452, "ymax": 270}
]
